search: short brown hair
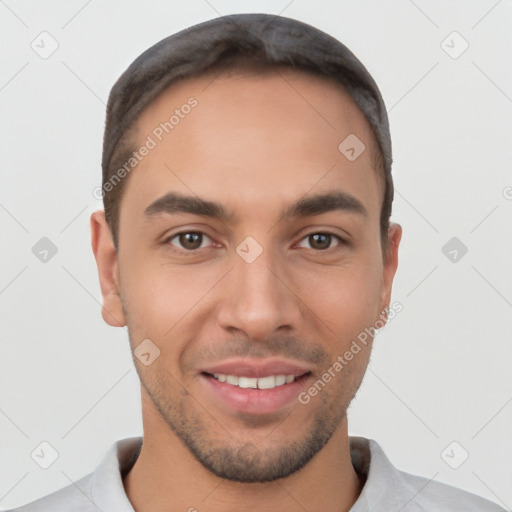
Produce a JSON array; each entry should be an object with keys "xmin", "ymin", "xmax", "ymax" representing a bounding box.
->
[{"xmin": 101, "ymin": 13, "xmax": 393, "ymax": 253}]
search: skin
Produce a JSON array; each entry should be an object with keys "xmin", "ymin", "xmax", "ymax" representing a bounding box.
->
[{"xmin": 91, "ymin": 68, "xmax": 401, "ymax": 512}]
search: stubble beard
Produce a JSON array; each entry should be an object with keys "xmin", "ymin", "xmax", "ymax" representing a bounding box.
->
[{"xmin": 137, "ymin": 365, "xmax": 362, "ymax": 483}]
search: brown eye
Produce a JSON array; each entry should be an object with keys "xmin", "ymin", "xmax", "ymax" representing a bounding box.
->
[
  {"xmin": 297, "ymin": 232, "xmax": 344, "ymax": 251},
  {"xmin": 168, "ymin": 232, "xmax": 209, "ymax": 250},
  {"xmin": 309, "ymin": 233, "xmax": 331, "ymax": 250}
]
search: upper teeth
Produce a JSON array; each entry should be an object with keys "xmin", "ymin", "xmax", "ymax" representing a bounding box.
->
[{"xmin": 213, "ymin": 374, "xmax": 295, "ymax": 389}]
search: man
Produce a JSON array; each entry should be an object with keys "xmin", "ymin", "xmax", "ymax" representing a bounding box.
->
[{"xmin": 9, "ymin": 13, "xmax": 505, "ymax": 512}]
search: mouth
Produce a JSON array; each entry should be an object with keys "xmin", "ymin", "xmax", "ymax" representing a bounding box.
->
[
  {"xmin": 204, "ymin": 372, "xmax": 307, "ymax": 389},
  {"xmin": 199, "ymin": 359, "xmax": 313, "ymax": 415}
]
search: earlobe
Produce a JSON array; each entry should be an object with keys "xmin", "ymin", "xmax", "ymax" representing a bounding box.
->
[
  {"xmin": 90, "ymin": 210, "xmax": 126, "ymax": 327},
  {"xmin": 379, "ymin": 222, "xmax": 402, "ymax": 316},
  {"xmin": 376, "ymin": 306, "xmax": 390, "ymax": 330}
]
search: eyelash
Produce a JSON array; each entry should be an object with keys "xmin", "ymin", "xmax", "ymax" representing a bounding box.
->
[{"xmin": 163, "ymin": 230, "xmax": 347, "ymax": 254}]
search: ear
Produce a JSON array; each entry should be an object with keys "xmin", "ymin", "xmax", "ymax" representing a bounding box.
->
[
  {"xmin": 90, "ymin": 210, "xmax": 126, "ymax": 327},
  {"xmin": 379, "ymin": 222, "xmax": 402, "ymax": 323}
]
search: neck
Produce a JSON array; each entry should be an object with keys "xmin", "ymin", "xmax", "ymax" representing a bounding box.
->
[{"xmin": 123, "ymin": 394, "xmax": 363, "ymax": 512}]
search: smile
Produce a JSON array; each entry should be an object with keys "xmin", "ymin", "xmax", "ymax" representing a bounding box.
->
[{"xmin": 210, "ymin": 373, "xmax": 296, "ymax": 389}]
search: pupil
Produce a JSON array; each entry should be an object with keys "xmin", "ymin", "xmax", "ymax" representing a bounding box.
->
[
  {"xmin": 180, "ymin": 232, "xmax": 201, "ymax": 249},
  {"xmin": 311, "ymin": 233, "xmax": 330, "ymax": 250}
]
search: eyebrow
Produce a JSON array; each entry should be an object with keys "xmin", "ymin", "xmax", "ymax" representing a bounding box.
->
[{"xmin": 143, "ymin": 190, "xmax": 367, "ymax": 222}]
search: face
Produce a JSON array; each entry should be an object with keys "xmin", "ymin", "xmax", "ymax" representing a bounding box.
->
[{"xmin": 92, "ymin": 68, "xmax": 401, "ymax": 483}]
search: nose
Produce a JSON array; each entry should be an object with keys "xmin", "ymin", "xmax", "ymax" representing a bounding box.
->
[{"xmin": 216, "ymin": 245, "xmax": 302, "ymax": 342}]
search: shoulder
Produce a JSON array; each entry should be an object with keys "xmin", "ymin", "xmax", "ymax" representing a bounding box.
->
[
  {"xmin": 3, "ymin": 473, "xmax": 95, "ymax": 512},
  {"xmin": 3, "ymin": 437, "xmax": 141, "ymax": 512},
  {"xmin": 350, "ymin": 437, "xmax": 506, "ymax": 511},
  {"xmin": 394, "ymin": 466, "xmax": 506, "ymax": 511}
]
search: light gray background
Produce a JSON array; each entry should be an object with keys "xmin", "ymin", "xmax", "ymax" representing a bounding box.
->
[{"xmin": 1, "ymin": 0, "xmax": 511, "ymax": 509}]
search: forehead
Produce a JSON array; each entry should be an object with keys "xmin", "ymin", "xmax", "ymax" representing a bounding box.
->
[{"xmin": 120, "ymin": 68, "xmax": 382, "ymax": 223}]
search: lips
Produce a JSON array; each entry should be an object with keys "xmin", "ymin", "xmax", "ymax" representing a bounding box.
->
[
  {"xmin": 199, "ymin": 358, "xmax": 313, "ymax": 415},
  {"xmin": 201, "ymin": 358, "xmax": 312, "ymax": 379}
]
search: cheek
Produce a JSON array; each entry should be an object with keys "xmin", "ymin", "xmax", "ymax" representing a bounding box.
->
[
  {"xmin": 295, "ymin": 258, "xmax": 383, "ymax": 340},
  {"xmin": 120, "ymin": 258, "xmax": 221, "ymax": 337}
]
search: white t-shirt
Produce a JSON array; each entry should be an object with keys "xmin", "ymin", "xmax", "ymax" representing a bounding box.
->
[{"xmin": 5, "ymin": 436, "xmax": 506, "ymax": 511}]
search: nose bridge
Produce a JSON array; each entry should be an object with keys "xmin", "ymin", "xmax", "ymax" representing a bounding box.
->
[{"xmin": 217, "ymin": 239, "xmax": 300, "ymax": 340}]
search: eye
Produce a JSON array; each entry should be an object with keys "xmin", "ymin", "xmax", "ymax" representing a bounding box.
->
[
  {"xmin": 296, "ymin": 232, "xmax": 345, "ymax": 251},
  {"xmin": 166, "ymin": 231, "xmax": 213, "ymax": 251}
]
